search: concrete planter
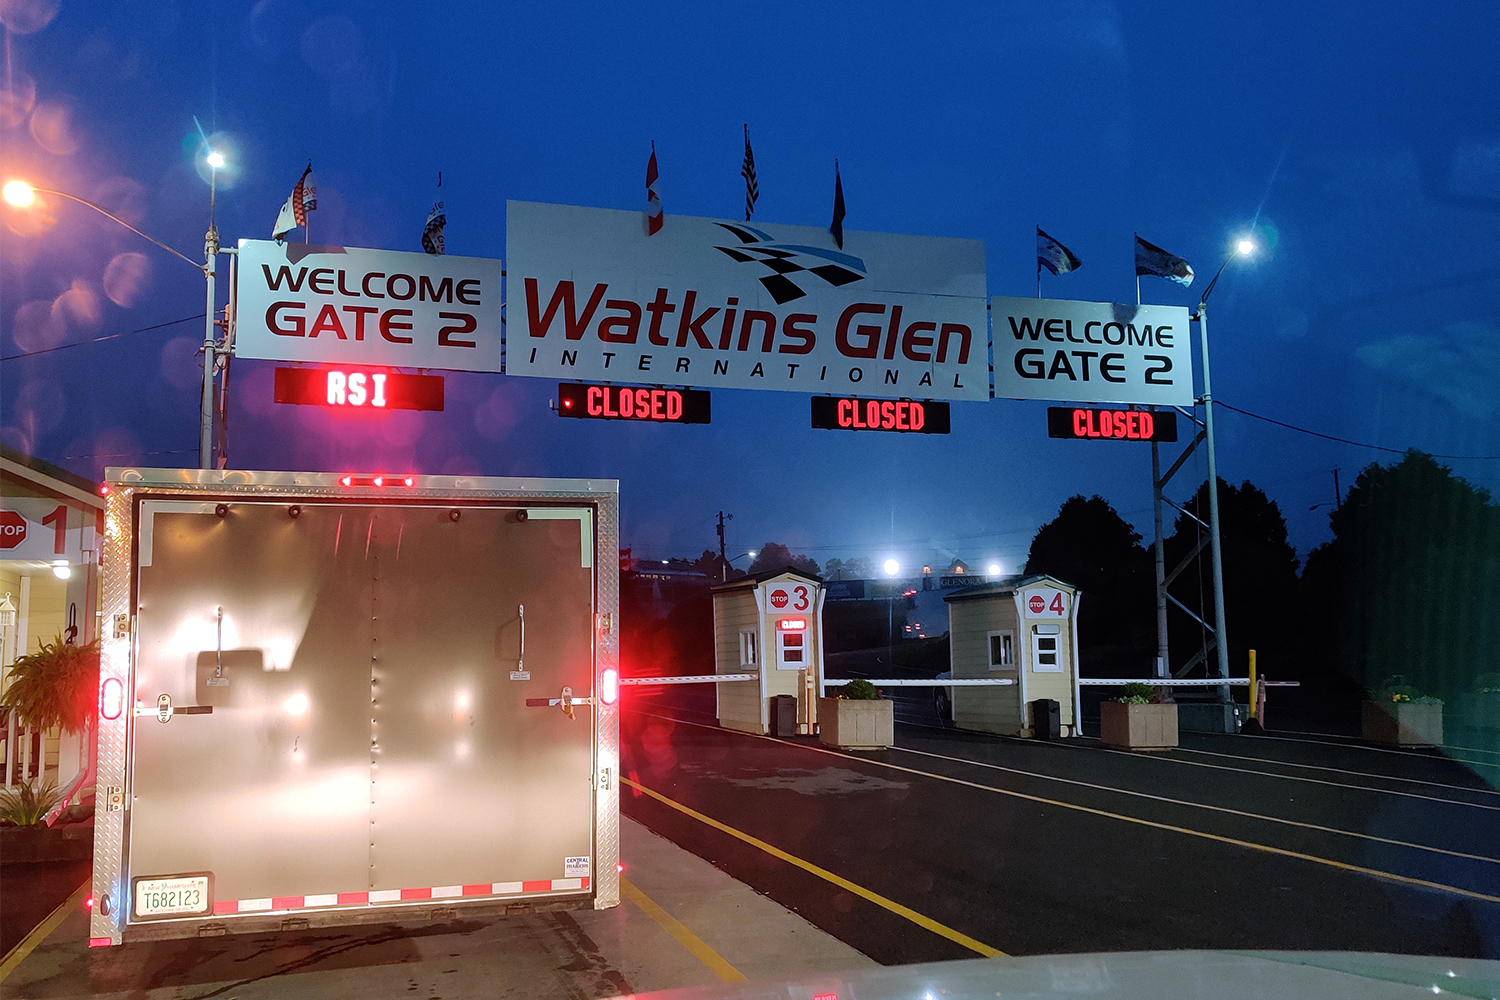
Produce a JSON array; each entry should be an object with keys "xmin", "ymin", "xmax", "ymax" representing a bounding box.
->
[
  {"xmin": 0, "ymin": 823, "xmax": 93, "ymax": 864},
  {"xmin": 1099, "ymin": 701, "xmax": 1178, "ymax": 750},
  {"xmin": 817, "ymin": 697, "xmax": 894, "ymax": 749},
  {"xmin": 1362, "ymin": 700, "xmax": 1443, "ymax": 747}
]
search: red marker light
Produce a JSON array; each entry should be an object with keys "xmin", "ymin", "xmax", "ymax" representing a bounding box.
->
[
  {"xmin": 100, "ymin": 677, "xmax": 124, "ymax": 720},
  {"xmin": 86, "ymin": 896, "xmax": 95, "ymax": 909},
  {"xmin": 99, "ymin": 485, "xmax": 109, "ymax": 496},
  {"xmin": 373, "ymin": 476, "xmax": 384, "ymax": 487},
  {"xmin": 599, "ymin": 667, "xmax": 619, "ymax": 705},
  {"xmin": 340, "ymin": 476, "xmax": 353, "ymax": 487},
  {"xmin": 404, "ymin": 477, "xmax": 415, "ymax": 487}
]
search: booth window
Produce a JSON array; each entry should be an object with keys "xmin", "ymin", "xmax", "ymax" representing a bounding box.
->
[
  {"xmin": 776, "ymin": 629, "xmax": 804, "ymax": 669},
  {"xmin": 987, "ymin": 630, "xmax": 1014, "ymax": 670},
  {"xmin": 1032, "ymin": 628, "xmax": 1062, "ymax": 672},
  {"xmin": 739, "ymin": 628, "xmax": 757, "ymax": 668}
]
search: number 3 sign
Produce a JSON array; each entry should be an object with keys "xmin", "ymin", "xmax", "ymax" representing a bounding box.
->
[
  {"xmin": 767, "ymin": 584, "xmax": 812, "ymax": 613},
  {"xmin": 1022, "ymin": 588, "xmax": 1069, "ymax": 619}
]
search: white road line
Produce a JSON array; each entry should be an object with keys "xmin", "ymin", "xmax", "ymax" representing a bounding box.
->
[
  {"xmin": 889, "ymin": 744, "xmax": 1500, "ymax": 866},
  {"xmin": 1169, "ymin": 745, "xmax": 1500, "ymax": 797},
  {"xmin": 1210, "ymin": 731, "xmax": 1500, "ymax": 769}
]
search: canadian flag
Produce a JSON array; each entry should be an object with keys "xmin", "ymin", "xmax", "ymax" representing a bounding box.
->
[{"xmin": 646, "ymin": 143, "xmax": 663, "ymax": 235}]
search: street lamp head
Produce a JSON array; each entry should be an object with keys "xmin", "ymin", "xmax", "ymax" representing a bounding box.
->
[
  {"xmin": 1236, "ymin": 238, "xmax": 1255, "ymax": 257},
  {"xmin": 987, "ymin": 562, "xmax": 1002, "ymax": 576},
  {"xmin": 3, "ymin": 180, "xmax": 36, "ymax": 207},
  {"xmin": 205, "ymin": 151, "xmax": 225, "ymax": 169}
]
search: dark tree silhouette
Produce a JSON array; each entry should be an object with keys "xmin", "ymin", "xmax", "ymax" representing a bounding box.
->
[{"xmin": 748, "ymin": 542, "xmax": 821, "ymax": 578}]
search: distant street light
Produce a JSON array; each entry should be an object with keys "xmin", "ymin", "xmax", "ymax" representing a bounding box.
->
[
  {"xmin": 883, "ymin": 559, "xmax": 899, "ymax": 577},
  {"xmin": 2, "ymin": 149, "xmax": 230, "ymax": 469},
  {"xmin": 987, "ymin": 562, "xmax": 1002, "ymax": 576},
  {"xmin": 1236, "ymin": 238, "xmax": 1255, "ymax": 256}
]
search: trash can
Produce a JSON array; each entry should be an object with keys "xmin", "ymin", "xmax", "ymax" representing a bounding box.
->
[
  {"xmin": 770, "ymin": 695, "xmax": 799, "ymax": 737},
  {"xmin": 1032, "ymin": 698, "xmax": 1061, "ymax": 740}
]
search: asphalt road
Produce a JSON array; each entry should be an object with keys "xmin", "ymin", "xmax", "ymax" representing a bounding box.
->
[
  {"xmin": 621, "ymin": 690, "xmax": 1500, "ymax": 962},
  {"xmin": 1, "ymin": 859, "xmax": 90, "ymax": 957}
]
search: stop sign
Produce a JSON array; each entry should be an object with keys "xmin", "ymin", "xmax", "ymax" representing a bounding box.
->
[
  {"xmin": 0, "ymin": 510, "xmax": 26, "ymax": 549},
  {"xmin": 1028, "ymin": 594, "xmax": 1046, "ymax": 615},
  {"xmin": 769, "ymin": 588, "xmax": 789, "ymax": 609}
]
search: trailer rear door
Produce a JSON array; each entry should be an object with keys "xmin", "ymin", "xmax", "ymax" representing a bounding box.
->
[{"xmin": 126, "ymin": 498, "xmax": 596, "ymax": 926}]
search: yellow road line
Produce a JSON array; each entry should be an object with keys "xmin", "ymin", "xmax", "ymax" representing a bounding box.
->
[
  {"xmin": 632, "ymin": 710, "xmax": 1500, "ymax": 906},
  {"xmin": 0, "ymin": 882, "xmax": 88, "ymax": 984},
  {"xmin": 619, "ymin": 877, "xmax": 746, "ymax": 984},
  {"xmin": 621, "ymin": 776, "xmax": 1007, "ymax": 958}
]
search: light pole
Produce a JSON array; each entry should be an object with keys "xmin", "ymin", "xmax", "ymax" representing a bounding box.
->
[
  {"xmin": 3, "ymin": 151, "xmax": 227, "ymax": 470},
  {"xmin": 1194, "ymin": 237, "xmax": 1255, "ymax": 703}
]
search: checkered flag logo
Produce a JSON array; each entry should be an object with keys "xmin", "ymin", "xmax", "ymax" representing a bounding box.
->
[{"xmin": 712, "ymin": 223, "xmax": 866, "ymax": 305}]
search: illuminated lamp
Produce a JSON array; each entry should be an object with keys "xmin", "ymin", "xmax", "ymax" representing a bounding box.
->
[
  {"xmin": 403, "ymin": 477, "xmax": 414, "ymax": 487},
  {"xmin": 52, "ymin": 559, "xmax": 71, "ymax": 580},
  {"xmin": 101, "ymin": 677, "xmax": 124, "ymax": 720},
  {"xmin": 599, "ymin": 667, "xmax": 619, "ymax": 705},
  {"xmin": 373, "ymin": 476, "xmax": 384, "ymax": 487},
  {"xmin": 340, "ymin": 476, "xmax": 353, "ymax": 487}
]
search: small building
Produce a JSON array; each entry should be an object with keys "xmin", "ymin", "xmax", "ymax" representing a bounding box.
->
[
  {"xmin": 945, "ymin": 574, "xmax": 1080, "ymax": 737},
  {"xmin": 711, "ymin": 568, "xmax": 824, "ymax": 735}
]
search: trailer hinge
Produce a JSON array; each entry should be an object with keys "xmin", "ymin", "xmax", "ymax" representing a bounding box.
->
[
  {"xmin": 598, "ymin": 767, "xmax": 612, "ymax": 790},
  {"xmin": 103, "ymin": 786, "xmax": 125, "ymax": 812},
  {"xmin": 280, "ymin": 917, "xmax": 310, "ymax": 932},
  {"xmin": 599, "ymin": 612, "xmax": 612, "ymax": 636},
  {"xmin": 112, "ymin": 613, "xmax": 132, "ymax": 639}
]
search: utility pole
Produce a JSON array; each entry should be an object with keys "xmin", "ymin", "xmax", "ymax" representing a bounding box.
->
[
  {"xmin": 1333, "ymin": 468, "xmax": 1342, "ymax": 511},
  {"xmin": 717, "ymin": 511, "xmax": 729, "ymax": 582}
]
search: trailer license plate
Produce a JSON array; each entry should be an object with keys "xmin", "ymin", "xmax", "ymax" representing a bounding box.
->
[{"xmin": 134, "ymin": 876, "xmax": 210, "ymax": 917}]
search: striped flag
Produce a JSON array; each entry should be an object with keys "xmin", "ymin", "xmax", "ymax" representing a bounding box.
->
[
  {"xmin": 272, "ymin": 164, "xmax": 314, "ymax": 240},
  {"xmin": 829, "ymin": 160, "xmax": 846, "ymax": 249},
  {"xmin": 1135, "ymin": 235, "xmax": 1194, "ymax": 286},
  {"xmin": 1037, "ymin": 227, "xmax": 1081, "ymax": 275},
  {"xmin": 646, "ymin": 142, "xmax": 663, "ymax": 235},
  {"xmin": 422, "ymin": 201, "xmax": 446, "ymax": 255},
  {"xmin": 740, "ymin": 124, "xmax": 758, "ymax": 222}
]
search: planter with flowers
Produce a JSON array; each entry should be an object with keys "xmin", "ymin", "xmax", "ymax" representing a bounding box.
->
[
  {"xmin": 818, "ymin": 679, "xmax": 894, "ymax": 749},
  {"xmin": 1100, "ymin": 682, "xmax": 1178, "ymax": 750},
  {"xmin": 1363, "ymin": 677, "xmax": 1443, "ymax": 747}
]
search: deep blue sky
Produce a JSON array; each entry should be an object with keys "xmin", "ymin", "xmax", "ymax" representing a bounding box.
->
[{"xmin": 4, "ymin": 2, "xmax": 1500, "ymax": 572}]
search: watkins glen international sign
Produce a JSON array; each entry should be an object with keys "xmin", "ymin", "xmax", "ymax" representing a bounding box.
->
[
  {"xmin": 505, "ymin": 201, "xmax": 989, "ymax": 401},
  {"xmin": 991, "ymin": 297, "xmax": 1193, "ymax": 407},
  {"xmin": 234, "ymin": 240, "xmax": 504, "ymax": 372}
]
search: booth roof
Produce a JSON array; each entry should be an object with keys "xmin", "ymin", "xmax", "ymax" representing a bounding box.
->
[
  {"xmin": 710, "ymin": 566, "xmax": 823, "ymax": 593},
  {"xmin": 942, "ymin": 573, "xmax": 1076, "ymax": 603}
]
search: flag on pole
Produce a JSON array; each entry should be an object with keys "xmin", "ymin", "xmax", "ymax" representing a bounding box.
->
[
  {"xmin": 829, "ymin": 160, "xmax": 846, "ymax": 249},
  {"xmin": 1036, "ymin": 227, "xmax": 1081, "ymax": 275},
  {"xmin": 740, "ymin": 124, "xmax": 758, "ymax": 222},
  {"xmin": 422, "ymin": 201, "xmax": 446, "ymax": 255},
  {"xmin": 1135, "ymin": 235, "xmax": 1194, "ymax": 286},
  {"xmin": 272, "ymin": 164, "xmax": 314, "ymax": 240},
  {"xmin": 646, "ymin": 142, "xmax": 663, "ymax": 235}
]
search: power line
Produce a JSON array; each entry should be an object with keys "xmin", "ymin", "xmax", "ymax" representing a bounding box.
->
[
  {"xmin": 1, "ymin": 314, "xmax": 203, "ymax": 362},
  {"xmin": 1217, "ymin": 400, "xmax": 1500, "ymax": 462}
]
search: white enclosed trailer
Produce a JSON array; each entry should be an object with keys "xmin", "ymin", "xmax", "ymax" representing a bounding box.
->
[{"xmin": 90, "ymin": 469, "xmax": 620, "ymax": 946}]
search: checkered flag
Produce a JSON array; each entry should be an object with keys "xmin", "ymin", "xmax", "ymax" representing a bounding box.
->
[
  {"xmin": 422, "ymin": 201, "xmax": 446, "ymax": 255},
  {"xmin": 272, "ymin": 164, "xmax": 314, "ymax": 241},
  {"xmin": 740, "ymin": 124, "xmax": 759, "ymax": 222},
  {"xmin": 713, "ymin": 223, "xmax": 866, "ymax": 305}
]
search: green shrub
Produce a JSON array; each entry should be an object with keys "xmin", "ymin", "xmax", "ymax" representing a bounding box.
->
[
  {"xmin": 1116, "ymin": 682, "xmax": 1154, "ymax": 705},
  {"xmin": 840, "ymin": 679, "xmax": 880, "ymax": 700},
  {"xmin": 0, "ymin": 777, "xmax": 61, "ymax": 828}
]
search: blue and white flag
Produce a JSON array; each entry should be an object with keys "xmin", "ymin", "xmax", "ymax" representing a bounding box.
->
[{"xmin": 1037, "ymin": 227, "xmax": 1081, "ymax": 275}]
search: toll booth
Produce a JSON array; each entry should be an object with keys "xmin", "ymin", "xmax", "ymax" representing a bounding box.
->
[
  {"xmin": 711, "ymin": 569, "xmax": 824, "ymax": 735},
  {"xmin": 945, "ymin": 574, "xmax": 1080, "ymax": 737}
]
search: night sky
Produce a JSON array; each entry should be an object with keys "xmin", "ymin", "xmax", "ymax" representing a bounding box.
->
[{"xmin": 5, "ymin": 3, "xmax": 1500, "ymax": 573}]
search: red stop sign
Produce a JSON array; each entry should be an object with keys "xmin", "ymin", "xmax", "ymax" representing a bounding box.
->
[
  {"xmin": 769, "ymin": 589, "xmax": 789, "ymax": 609},
  {"xmin": 0, "ymin": 510, "xmax": 26, "ymax": 549},
  {"xmin": 1028, "ymin": 594, "xmax": 1046, "ymax": 614}
]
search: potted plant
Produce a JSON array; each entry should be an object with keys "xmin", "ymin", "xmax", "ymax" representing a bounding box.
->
[
  {"xmin": 1099, "ymin": 682, "xmax": 1178, "ymax": 750},
  {"xmin": 818, "ymin": 679, "xmax": 894, "ymax": 749},
  {"xmin": 1362, "ymin": 677, "xmax": 1443, "ymax": 747},
  {"xmin": 0, "ymin": 636, "xmax": 99, "ymax": 825}
]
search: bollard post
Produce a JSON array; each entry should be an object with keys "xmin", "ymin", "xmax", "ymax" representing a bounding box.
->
[
  {"xmin": 1247, "ymin": 649, "xmax": 1257, "ymax": 720},
  {"xmin": 1257, "ymin": 677, "xmax": 1267, "ymax": 728}
]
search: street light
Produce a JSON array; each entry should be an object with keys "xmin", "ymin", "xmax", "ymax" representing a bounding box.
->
[
  {"xmin": 987, "ymin": 562, "xmax": 1002, "ymax": 576},
  {"xmin": 883, "ymin": 558, "xmax": 899, "ymax": 577},
  {"xmin": 2, "ymin": 151, "xmax": 227, "ymax": 469},
  {"xmin": 1194, "ymin": 235, "xmax": 1256, "ymax": 705}
]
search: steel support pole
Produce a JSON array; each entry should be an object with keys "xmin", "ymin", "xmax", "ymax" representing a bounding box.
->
[
  {"xmin": 1151, "ymin": 436, "xmax": 1169, "ymax": 682},
  {"xmin": 199, "ymin": 225, "xmax": 218, "ymax": 469},
  {"xmin": 1195, "ymin": 304, "xmax": 1232, "ymax": 702}
]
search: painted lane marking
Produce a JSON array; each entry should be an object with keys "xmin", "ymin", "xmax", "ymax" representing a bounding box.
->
[
  {"xmin": 1217, "ymin": 730, "xmax": 1500, "ymax": 767},
  {"xmin": 1168, "ymin": 744, "xmax": 1500, "ymax": 797},
  {"xmin": 619, "ymin": 877, "xmax": 745, "ymax": 983},
  {"xmin": 0, "ymin": 882, "xmax": 88, "ymax": 984},
  {"xmin": 630, "ymin": 711, "xmax": 1500, "ymax": 906},
  {"xmin": 619, "ymin": 776, "xmax": 1006, "ymax": 958},
  {"xmin": 892, "ymin": 745, "xmax": 1500, "ymax": 867}
]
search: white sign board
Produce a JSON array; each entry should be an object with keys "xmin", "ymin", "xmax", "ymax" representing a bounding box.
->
[
  {"xmin": 1022, "ymin": 587, "xmax": 1070, "ymax": 619},
  {"xmin": 234, "ymin": 240, "xmax": 504, "ymax": 372},
  {"xmin": 0, "ymin": 499, "xmax": 85, "ymax": 562},
  {"xmin": 506, "ymin": 201, "xmax": 989, "ymax": 401},
  {"xmin": 991, "ymin": 297, "xmax": 1193, "ymax": 406}
]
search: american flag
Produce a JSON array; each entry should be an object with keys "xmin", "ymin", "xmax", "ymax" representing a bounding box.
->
[
  {"xmin": 740, "ymin": 124, "xmax": 758, "ymax": 222},
  {"xmin": 272, "ymin": 164, "xmax": 315, "ymax": 240},
  {"xmin": 646, "ymin": 142, "xmax": 663, "ymax": 235}
]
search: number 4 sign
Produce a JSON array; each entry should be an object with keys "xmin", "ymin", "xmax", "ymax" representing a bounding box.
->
[{"xmin": 1023, "ymin": 588, "xmax": 1069, "ymax": 619}]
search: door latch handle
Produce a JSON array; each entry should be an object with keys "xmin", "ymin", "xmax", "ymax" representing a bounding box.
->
[
  {"xmin": 525, "ymin": 685, "xmax": 593, "ymax": 719},
  {"xmin": 137, "ymin": 693, "xmax": 213, "ymax": 722}
]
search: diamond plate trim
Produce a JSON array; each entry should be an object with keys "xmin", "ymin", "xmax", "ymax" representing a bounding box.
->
[
  {"xmin": 92, "ymin": 485, "xmax": 133, "ymax": 944},
  {"xmin": 594, "ymin": 490, "xmax": 620, "ymax": 909}
]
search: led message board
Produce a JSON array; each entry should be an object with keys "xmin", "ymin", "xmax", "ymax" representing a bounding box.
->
[
  {"xmin": 810, "ymin": 396, "xmax": 951, "ymax": 434},
  {"xmin": 273, "ymin": 367, "xmax": 445, "ymax": 411},
  {"xmin": 556, "ymin": 383, "xmax": 711, "ymax": 424},
  {"xmin": 1046, "ymin": 406, "xmax": 1177, "ymax": 442}
]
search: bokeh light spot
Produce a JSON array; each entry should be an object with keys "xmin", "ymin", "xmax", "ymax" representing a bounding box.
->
[
  {"xmin": 103, "ymin": 251, "xmax": 154, "ymax": 307},
  {"xmin": 29, "ymin": 101, "xmax": 79, "ymax": 155},
  {"xmin": 0, "ymin": 0, "xmax": 59, "ymax": 34},
  {"xmin": 11, "ymin": 298, "xmax": 66, "ymax": 353},
  {"xmin": 0, "ymin": 70, "xmax": 37, "ymax": 127},
  {"xmin": 53, "ymin": 279, "xmax": 103, "ymax": 331}
]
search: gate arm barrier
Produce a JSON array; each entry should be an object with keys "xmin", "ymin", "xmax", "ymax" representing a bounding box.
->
[
  {"xmin": 823, "ymin": 678, "xmax": 1016, "ymax": 687},
  {"xmin": 620, "ymin": 674, "xmax": 759, "ymax": 685}
]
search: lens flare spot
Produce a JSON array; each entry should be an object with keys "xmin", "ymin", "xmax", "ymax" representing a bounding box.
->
[
  {"xmin": 29, "ymin": 101, "xmax": 79, "ymax": 155},
  {"xmin": 54, "ymin": 279, "xmax": 103, "ymax": 331},
  {"xmin": 0, "ymin": 0, "xmax": 59, "ymax": 34},
  {"xmin": 0, "ymin": 70, "xmax": 37, "ymax": 126},
  {"xmin": 11, "ymin": 298, "xmax": 66, "ymax": 352}
]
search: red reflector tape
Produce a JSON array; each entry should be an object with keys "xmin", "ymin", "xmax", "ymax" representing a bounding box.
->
[
  {"xmin": 207, "ymin": 878, "xmax": 592, "ymax": 917},
  {"xmin": 89, "ymin": 936, "xmax": 114, "ymax": 948},
  {"xmin": 400, "ymin": 887, "xmax": 432, "ymax": 900}
]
